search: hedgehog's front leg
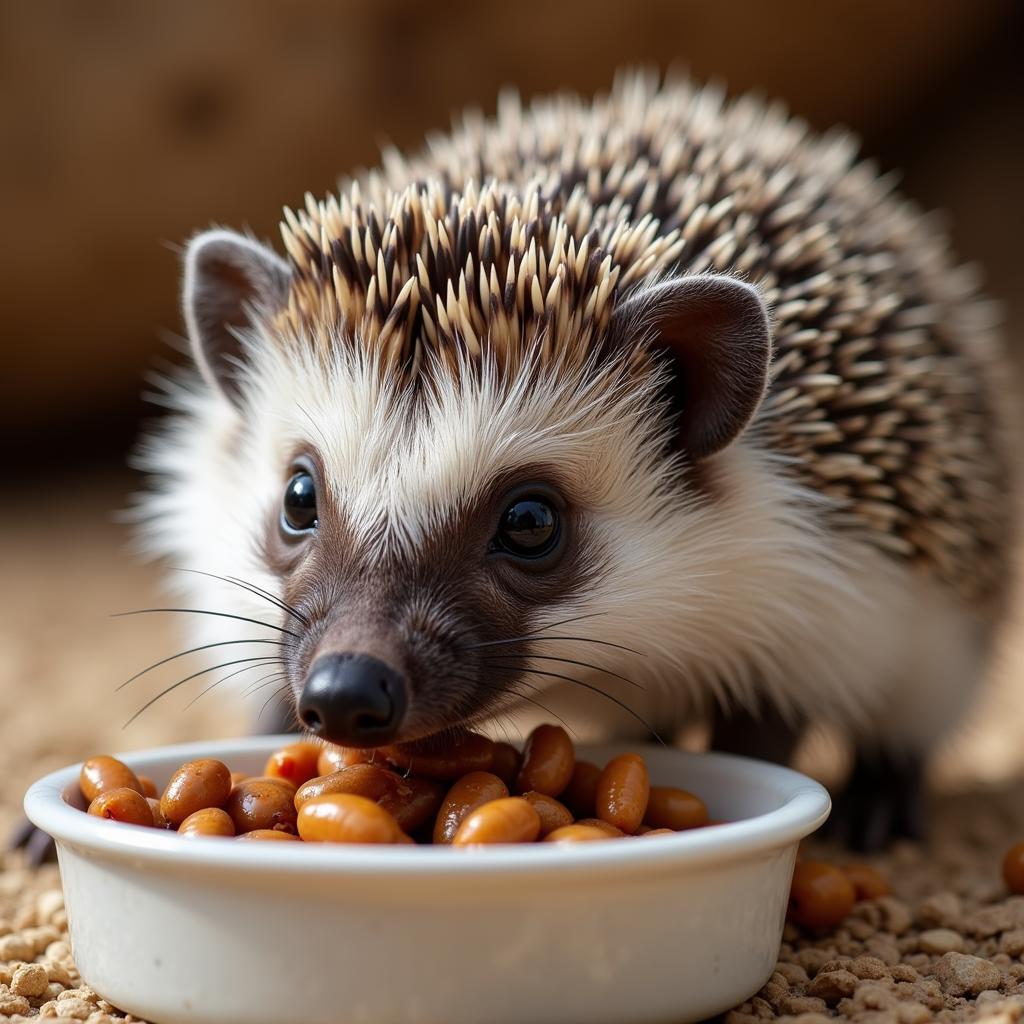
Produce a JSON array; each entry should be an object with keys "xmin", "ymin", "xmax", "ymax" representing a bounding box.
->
[
  {"xmin": 709, "ymin": 699, "xmax": 805, "ymax": 768},
  {"xmin": 824, "ymin": 749, "xmax": 926, "ymax": 853}
]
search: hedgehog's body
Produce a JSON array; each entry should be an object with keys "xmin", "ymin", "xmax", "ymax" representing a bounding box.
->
[{"xmin": 141, "ymin": 75, "xmax": 1014, "ymax": 848}]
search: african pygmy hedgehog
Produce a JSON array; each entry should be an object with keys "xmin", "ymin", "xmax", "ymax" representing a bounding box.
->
[{"xmin": 138, "ymin": 73, "xmax": 1015, "ymax": 850}]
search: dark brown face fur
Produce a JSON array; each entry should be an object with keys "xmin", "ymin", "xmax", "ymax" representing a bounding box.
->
[{"xmin": 262, "ymin": 453, "xmax": 602, "ymax": 744}]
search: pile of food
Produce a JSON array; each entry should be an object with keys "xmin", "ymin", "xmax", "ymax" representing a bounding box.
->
[{"xmin": 77, "ymin": 725, "xmax": 713, "ymax": 846}]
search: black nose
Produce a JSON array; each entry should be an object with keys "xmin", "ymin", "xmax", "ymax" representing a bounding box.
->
[{"xmin": 298, "ymin": 653, "xmax": 408, "ymax": 745}]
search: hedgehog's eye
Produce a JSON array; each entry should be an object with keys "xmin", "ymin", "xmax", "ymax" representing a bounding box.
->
[
  {"xmin": 282, "ymin": 471, "xmax": 318, "ymax": 534},
  {"xmin": 492, "ymin": 495, "xmax": 561, "ymax": 560}
]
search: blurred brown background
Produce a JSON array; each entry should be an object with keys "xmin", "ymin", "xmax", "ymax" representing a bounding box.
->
[{"xmin": 1, "ymin": 1, "xmax": 1022, "ymax": 832}]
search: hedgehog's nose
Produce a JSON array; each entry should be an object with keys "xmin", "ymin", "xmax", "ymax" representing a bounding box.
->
[{"xmin": 298, "ymin": 653, "xmax": 408, "ymax": 745}]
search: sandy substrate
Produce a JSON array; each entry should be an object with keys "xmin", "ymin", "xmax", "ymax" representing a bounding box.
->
[{"xmin": 2, "ymin": 474, "xmax": 1024, "ymax": 1022}]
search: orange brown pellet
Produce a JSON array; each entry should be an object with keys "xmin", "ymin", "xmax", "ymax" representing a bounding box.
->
[
  {"xmin": 178, "ymin": 807, "xmax": 235, "ymax": 838},
  {"xmin": 842, "ymin": 863, "xmax": 891, "ymax": 901},
  {"xmin": 237, "ymin": 828, "xmax": 302, "ymax": 841},
  {"xmin": 489, "ymin": 742, "xmax": 522, "ymax": 788},
  {"xmin": 264, "ymin": 741, "xmax": 323, "ymax": 788},
  {"xmin": 560, "ymin": 760, "xmax": 601, "ymax": 818},
  {"xmin": 77, "ymin": 732, "xmax": 735, "ymax": 851},
  {"xmin": 434, "ymin": 772, "xmax": 510, "ymax": 844},
  {"xmin": 297, "ymin": 794, "xmax": 406, "ymax": 844},
  {"xmin": 787, "ymin": 861, "xmax": 856, "ymax": 931},
  {"xmin": 1003, "ymin": 842, "xmax": 1024, "ymax": 894},
  {"xmin": 80, "ymin": 756, "xmax": 144, "ymax": 803},
  {"xmin": 159, "ymin": 758, "xmax": 233, "ymax": 828},
  {"xmin": 595, "ymin": 753, "xmax": 650, "ymax": 834},
  {"xmin": 87, "ymin": 788, "xmax": 154, "ymax": 828},
  {"xmin": 644, "ymin": 786, "xmax": 708, "ymax": 831},
  {"xmin": 451, "ymin": 797, "xmax": 541, "ymax": 846},
  {"xmin": 522, "ymin": 792, "xmax": 574, "ymax": 837},
  {"xmin": 515, "ymin": 724, "xmax": 574, "ymax": 797},
  {"xmin": 381, "ymin": 731, "xmax": 495, "ymax": 781},
  {"xmin": 137, "ymin": 775, "xmax": 159, "ymax": 799},
  {"xmin": 544, "ymin": 823, "xmax": 613, "ymax": 843},
  {"xmin": 316, "ymin": 744, "xmax": 376, "ymax": 777},
  {"xmin": 225, "ymin": 778, "xmax": 298, "ymax": 835}
]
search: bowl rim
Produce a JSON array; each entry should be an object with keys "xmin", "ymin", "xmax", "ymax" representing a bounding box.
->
[{"xmin": 25, "ymin": 735, "xmax": 830, "ymax": 879}]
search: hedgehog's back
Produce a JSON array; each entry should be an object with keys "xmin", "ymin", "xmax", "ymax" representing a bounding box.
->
[{"xmin": 278, "ymin": 73, "xmax": 1012, "ymax": 603}]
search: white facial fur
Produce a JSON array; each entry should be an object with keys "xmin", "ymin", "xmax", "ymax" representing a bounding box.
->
[{"xmin": 137, "ymin": 307, "xmax": 988, "ymax": 751}]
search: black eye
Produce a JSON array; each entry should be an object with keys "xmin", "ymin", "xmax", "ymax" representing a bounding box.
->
[
  {"xmin": 493, "ymin": 496, "xmax": 560, "ymax": 559},
  {"xmin": 282, "ymin": 471, "xmax": 318, "ymax": 534}
]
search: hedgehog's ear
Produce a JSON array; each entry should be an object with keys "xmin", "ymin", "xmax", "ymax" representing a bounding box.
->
[
  {"xmin": 182, "ymin": 229, "xmax": 292, "ymax": 405},
  {"xmin": 612, "ymin": 274, "xmax": 771, "ymax": 460}
]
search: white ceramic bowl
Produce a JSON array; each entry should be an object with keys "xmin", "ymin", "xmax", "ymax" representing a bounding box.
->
[{"xmin": 25, "ymin": 736, "xmax": 829, "ymax": 1024}]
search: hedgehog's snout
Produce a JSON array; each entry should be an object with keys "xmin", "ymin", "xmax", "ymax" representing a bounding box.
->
[{"xmin": 298, "ymin": 652, "xmax": 409, "ymax": 746}]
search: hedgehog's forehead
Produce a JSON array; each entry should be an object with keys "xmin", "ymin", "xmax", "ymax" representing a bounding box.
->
[
  {"xmin": 275, "ymin": 179, "xmax": 685, "ymax": 385},
  {"xmin": 260, "ymin": 342, "xmax": 656, "ymax": 557}
]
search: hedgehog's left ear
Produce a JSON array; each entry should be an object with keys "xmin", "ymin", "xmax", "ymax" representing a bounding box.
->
[
  {"xmin": 611, "ymin": 274, "xmax": 771, "ymax": 460},
  {"xmin": 182, "ymin": 229, "xmax": 292, "ymax": 405}
]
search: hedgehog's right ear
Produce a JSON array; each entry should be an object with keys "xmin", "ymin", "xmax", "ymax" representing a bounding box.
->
[
  {"xmin": 611, "ymin": 274, "xmax": 772, "ymax": 460},
  {"xmin": 182, "ymin": 229, "xmax": 292, "ymax": 405}
]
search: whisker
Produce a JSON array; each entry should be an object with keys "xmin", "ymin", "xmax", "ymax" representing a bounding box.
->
[
  {"xmin": 487, "ymin": 662, "xmax": 665, "ymax": 745},
  {"xmin": 481, "ymin": 652, "xmax": 644, "ymax": 690},
  {"xmin": 260, "ymin": 684, "xmax": 291, "ymax": 721},
  {"xmin": 517, "ymin": 611, "xmax": 606, "ymax": 637},
  {"xmin": 453, "ymin": 670, "xmax": 580, "ymax": 740},
  {"xmin": 469, "ymin": 634, "xmax": 645, "ymax": 657},
  {"xmin": 186, "ymin": 658, "xmax": 284, "ymax": 708},
  {"xmin": 122, "ymin": 656, "xmax": 281, "ymax": 729},
  {"xmin": 241, "ymin": 671, "xmax": 289, "ymax": 698},
  {"xmin": 117, "ymin": 638, "xmax": 286, "ymax": 692},
  {"xmin": 226, "ymin": 575, "xmax": 308, "ymax": 625},
  {"xmin": 502, "ymin": 690, "xmax": 577, "ymax": 738},
  {"xmin": 171, "ymin": 568, "xmax": 309, "ymax": 626},
  {"xmin": 112, "ymin": 608, "xmax": 300, "ymax": 639}
]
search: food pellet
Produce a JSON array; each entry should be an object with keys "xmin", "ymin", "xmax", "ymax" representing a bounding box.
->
[
  {"xmin": 224, "ymin": 778, "xmax": 298, "ymax": 834},
  {"xmin": 561, "ymin": 760, "xmax": 601, "ymax": 818},
  {"xmin": 159, "ymin": 758, "xmax": 232, "ymax": 827},
  {"xmin": 434, "ymin": 772, "xmax": 509, "ymax": 844},
  {"xmin": 137, "ymin": 775, "xmax": 158, "ymax": 799},
  {"xmin": 544, "ymin": 823, "xmax": 613, "ymax": 843},
  {"xmin": 77, "ymin": 730, "xmax": 726, "ymax": 848},
  {"xmin": 298, "ymin": 794, "xmax": 405, "ymax": 844},
  {"xmin": 489, "ymin": 741, "xmax": 522, "ymax": 787},
  {"xmin": 1003, "ymin": 841, "xmax": 1024, "ymax": 894},
  {"xmin": 596, "ymin": 753, "xmax": 650, "ymax": 833},
  {"xmin": 264, "ymin": 741, "xmax": 322, "ymax": 788},
  {"xmin": 147, "ymin": 798, "xmax": 170, "ymax": 829},
  {"xmin": 236, "ymin": 828, "xmax": 302, "ymax": 841},
  {"xmin": 515, "ymin": 724, "xmax": 574, "ymax": 797},
  {"xmin": 575, "ymin": 817, "xmax": 627, "ymax": 837},
  {"xmin": 79, "ymin": 756, "xmax": 144, "ymax": 803},
  {"xmin": 523, "ymin": 791, "xmax": 574, "ymax": 837},
  {"xmin": 178, "ymin": 807, "xmax": 235, "ymax": 838},
  {"xmin": 644, "ymin": 786, "xmax": 708, "ymax": 831},
  {"xmin": 382, "ymin": 731, "xmax": 495, "ymax": 780},
  {"xmin": 788, "ymin": 861, "xmax": 857, "ymax": 931},
  {"xmin": 87, "ymin": 788, "xmax": 154, "ymax": 828},
  {"xmin": 316, "ymin": 744, "xmax": 376, "ymax": 776},
  {"xmin": 842, "ymin": 862, "xmax": 891, "ymax": 900},
  {"xmin": 451, "ymin": 797, "xmax": 541, "ymax": 846}
]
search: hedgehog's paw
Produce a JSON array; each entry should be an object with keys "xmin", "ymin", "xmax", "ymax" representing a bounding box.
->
[
  {"xmin": 823, "ymin": 749, "xmax": 926, "ymax": 852},
  {"xmin": 8, "ymin": 817, "xmax": 56, "ymax": 865}
]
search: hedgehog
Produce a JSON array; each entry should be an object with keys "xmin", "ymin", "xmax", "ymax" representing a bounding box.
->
[{"xmin": 137, "ymin": 72, "xmax": 1015, "ymax": 850}]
